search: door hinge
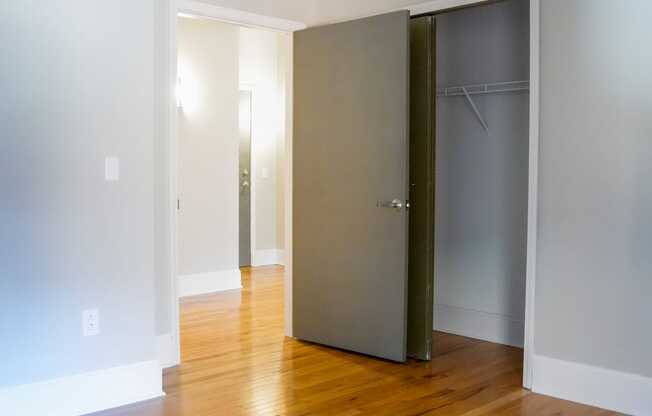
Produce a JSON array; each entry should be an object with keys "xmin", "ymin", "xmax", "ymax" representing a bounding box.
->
[{"xmin": 177, "ymin": 198, "xmax": 180, "ymax": 211}]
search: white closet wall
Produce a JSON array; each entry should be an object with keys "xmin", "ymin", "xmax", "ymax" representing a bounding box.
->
[{"xmin": 434, "ymin": 0, "xmax": 530, "ymax": 347}]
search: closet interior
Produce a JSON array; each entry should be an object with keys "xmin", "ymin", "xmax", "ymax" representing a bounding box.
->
[{"xmin": 410, "ymin": 0, "xmax": 530, "ymax": 355}]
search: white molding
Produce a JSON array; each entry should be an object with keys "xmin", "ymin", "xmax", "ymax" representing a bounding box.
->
[
  {"xmin": 157, "ymin": 333, "xmax": 177, "ymax": 369},
  {"xmin": 313, "ymin": 0, "xmax": 487, "ymax": 27},
  {"xmin": 167, "ymin": 0, "xmax": 182, "ymax": 370},
  {"xmin": 406, "ymin": 0, "xmax": 490, "ymax": 16},
  {"xmin": 178, "ymin": 1, "xmax": 306, "ymax": 32},
  {"xmin": 523, "ymin": 0, "xmax": 540, "ymax": 390},
  {"xmin": 434, "ymin": 304, "xmax": 524, "ymax": 348},
  {"xmin": 178, "ymin": 269, "xmax": 242, "ymax": 298},
  {"xmin": 283, "ymin": 33, "xmax": 294, "ymax": 338},
  {"xmin": 0, "ymin": 361, "xmax": 163, "ymax": 416},
  {"xmin": 532, "ymin": 354, "xmax": 652, "ymax": 415},
  {"xmin": 252, "ymin": 249, "xmax": 285, "ymax": 266}
]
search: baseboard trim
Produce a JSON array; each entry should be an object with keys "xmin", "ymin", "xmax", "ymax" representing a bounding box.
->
[
  {"xmin": 252, "ymin": 249, "xmax": 285, "ymax": 267},
  {"xmin": 178, "ymin": 269, "xmax": 242, "ymax": 298},
  {"xmin": 532, "ymin": 354, "xmax": 652, "ymax": 415},
  {"xmin": 0, "ymin": 360, "xmax": 163, "ymax": 416},
  {"xmin": 434, "ymin": 304, "xmax": 524, "ymax": 347},
  {"xmin": 157, "ymin": 333, "xmax": 179, "ymax": 369}
]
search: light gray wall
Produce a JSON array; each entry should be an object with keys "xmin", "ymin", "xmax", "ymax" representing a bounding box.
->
[
  {"xmin": 154, "ymin": 0, "xmax": 173, "ymax": 336},
  {"xmin": 0, "ymin": 0, "xmax": 157, "ymax": 387},
  {"xmin": 536, "ymin": 0, "xmax": 652, "ymax": 377},
  {"xmin": 177, "ymin": 17, "xmax": 240, "ymax": 276},
  {"xmin": 434, "ymin": 0, "xmax": 529, "ymax": 342}
]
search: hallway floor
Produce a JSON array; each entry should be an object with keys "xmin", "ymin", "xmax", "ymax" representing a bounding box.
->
[{"xmin": 93, "ymin": 266, "xmax": 617, "ymax": 415}]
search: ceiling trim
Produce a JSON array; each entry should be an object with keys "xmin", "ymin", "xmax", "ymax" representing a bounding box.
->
[{"xmin": 178, "ymin": 0, "xmax": 307, "ymax": 32}]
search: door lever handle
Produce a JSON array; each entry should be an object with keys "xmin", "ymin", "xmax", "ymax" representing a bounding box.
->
[{"xmin": 377, "ymin": 198, "xmax": 403, "ymax": 211}]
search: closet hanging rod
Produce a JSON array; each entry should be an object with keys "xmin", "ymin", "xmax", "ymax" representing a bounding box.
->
[{"xmin": 437, "ymin": 80, "xmax": 529, "ymax": 98}]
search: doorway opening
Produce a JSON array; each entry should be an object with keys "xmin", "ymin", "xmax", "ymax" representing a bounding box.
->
[
  {"xmin": 163, "ymin": 0, "xmax": 536, "ymax": 393},
  {"xmin": 174, "ymin": 13, "xmax": 290, "ymax": 363},
  {"xmin": 410, "ymin": 0, "xmax": 531, "ymax": 369},
  {"xmin": 291, "ymin": 0, "xmax": 531, "ymax": 381}
]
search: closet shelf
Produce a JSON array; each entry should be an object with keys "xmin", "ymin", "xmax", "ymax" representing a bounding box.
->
[
  {"xmin": 436, "ymin": 80, "xmax": 529, "ymax": 98},
  {"xmin": 436, "ymin": 80, "xmax": 529, "ymax": 136}
]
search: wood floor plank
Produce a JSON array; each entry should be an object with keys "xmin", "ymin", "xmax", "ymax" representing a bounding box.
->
[{"xmin": 90, "ymin": 266, "xmax": 620, "ymax": 416}]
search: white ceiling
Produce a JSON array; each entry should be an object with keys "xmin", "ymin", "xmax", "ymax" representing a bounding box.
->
[
  {"xmin": 311, "ymin": 0, "xmax": 433, "ymax": 25},
  {"xmin": 195, "ymin": 0, "xmax": 315, "ymax": 24},
  {"xmin": 197, "ymin": 0, "xmax": 485, "ymax": 27}
]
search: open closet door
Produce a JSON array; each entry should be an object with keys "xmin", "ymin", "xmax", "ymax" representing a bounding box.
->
[
  {"xmin": 407, "ymin": 16, "xmax": 436, "ymax": 361},
  {"xmin": 293, "ymin": 11, "xmax": 410, "ymax": 362}
]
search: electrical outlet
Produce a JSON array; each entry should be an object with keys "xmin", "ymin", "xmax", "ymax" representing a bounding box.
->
[{"xmin": 83, "ymin": 309, "xmax": 100, "ymax": 337}]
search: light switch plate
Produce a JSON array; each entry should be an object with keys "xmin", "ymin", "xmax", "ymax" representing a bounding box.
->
[
  {"xmin": 261, "ymin": 167, "xmax": 269, "ymax": 179},
  {"xmin": 105, "ymin": 157, "xmax": 120, "ymax": 181},
  {"xmin": 83, "ymin": 308, "xmax": 100, "ymax": 337}
]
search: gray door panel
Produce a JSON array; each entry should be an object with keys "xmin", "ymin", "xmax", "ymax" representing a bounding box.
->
[
  {"xmin": 239, "ymin": 91, "xmax": 252, "ymax": 267},
  {"xmin": 293, "ymin": 11, "xmax": 410, "ymax": 362}
]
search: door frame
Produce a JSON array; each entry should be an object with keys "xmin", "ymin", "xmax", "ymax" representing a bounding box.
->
[
  {"xmin": 404, "ymin": 0, "xmax": 540, "ymax": 389},
  {"xmin": 164, "ymin": 0, "xmax": 540, "ymax": 390},
  {"xmin": 403, "ymin": 0, "xmax": 540, "ymax": 389},
  {"xmin": 165, "ymin": 0, "xmax": 304, "ymax": 368}
]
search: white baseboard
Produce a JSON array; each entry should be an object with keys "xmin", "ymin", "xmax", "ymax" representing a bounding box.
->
[
  {"xmin": 434, "ymin": 304, "xmax": 524, "ymax": 348},
  {"xmin": 532, "ymin": 354, "xmax": 652, "ymax": 415},
  {"xmin": 0, "ymin": 360, "xmax": 163, "ymax": 416},
  {"xmin": 157, "ymin": 333, "xmax": 179, "ymax": 369},
  {"xmin": 252, "ymin": 249, "xmax": 285, "ymax": 267},
  {"xmin": 178, "ymin": 269, "xmax": 242, "ymax": 298}
]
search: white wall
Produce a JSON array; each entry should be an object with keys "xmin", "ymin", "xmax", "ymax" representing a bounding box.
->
[
  {"xmin": 154, "ymin": 0, "xmax": 174, "ymax": 337},
  {"xmin": 239, "ymin": 27, "xmax": 286, "ymax": 260},
  {"xmin": 276, "ymin": 34, "xmax": 291, "ymax": 250},
  {"xmin": 434, "ymin": 0, "xmax": 530, "ymax": 347},
  {"xmin": 176, "ymin": 20, "xmax": 284, "ymax": 278},
  {"xmin": 177, "ymin": 17, "xmax": 240, "ymax": 277},
  {"xmin": 530, "ymin": 1, "xmax": 652, "ymax": 412},
  {"xmin": 536, "ymin": 0, "xmax": 652, "ymax": 378},
  {"xmin": 0, "ymin": 0, "xmax": 161, "ymax": 408}
]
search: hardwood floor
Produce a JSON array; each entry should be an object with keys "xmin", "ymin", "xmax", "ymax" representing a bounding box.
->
[{"xmin": 93, "ymin": 266, "xmax": 618, "ymax": 416}]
